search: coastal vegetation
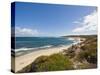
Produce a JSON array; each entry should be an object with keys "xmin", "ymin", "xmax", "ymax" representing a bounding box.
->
[
  {"xmin": 17, "ymin": 35, "xmax": 97, "ymax": 73},
  {"xmin": 18, "ymin": 53, "xmax": 74, "ymax": 73},
  {"xmin": 76, "ymin": 35, "xmax": 97, "ymax": 65},
  {"xmin": 32, "ymin": 53, "xmax": 74, "ymax": 71}
]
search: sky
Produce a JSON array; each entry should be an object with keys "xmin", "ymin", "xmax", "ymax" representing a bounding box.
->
[{"xmin": 13, "ymin": 2, "xmax": 97, "ymax": 37}]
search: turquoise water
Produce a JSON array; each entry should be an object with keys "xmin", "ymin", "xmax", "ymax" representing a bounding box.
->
[{"xmin": 14, "ymin": 37, "xmax": 74, "ymax": 52}]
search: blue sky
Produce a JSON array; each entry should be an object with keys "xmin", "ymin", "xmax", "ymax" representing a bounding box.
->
[{"xmin": 14, "ymin": 2, "xmax": 97, "ymax": 37}]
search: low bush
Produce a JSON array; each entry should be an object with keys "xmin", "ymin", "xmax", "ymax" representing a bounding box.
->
[{"xmin": 32, "ymin": 53, "xmax": 74, "ymax": 72}]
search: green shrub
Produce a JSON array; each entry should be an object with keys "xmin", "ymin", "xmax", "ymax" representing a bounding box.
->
[
  {"xmin": 32, "ymin": 53, "xmax": 74, "ymax": 72},
  {"xmin": 76, "ymin": 48, "xmax": 97, "ymax": 64}
]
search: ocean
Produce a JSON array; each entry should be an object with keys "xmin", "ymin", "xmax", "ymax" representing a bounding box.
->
[{"xmin": 11, "ymin": 37, "xmax": 76, "ymax": 56}]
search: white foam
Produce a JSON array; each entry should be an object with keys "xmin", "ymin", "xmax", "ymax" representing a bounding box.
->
[
  {"xmin": 14, "ymin": 45, "xmax": 53, "ymax": 52},
  {"xmin": 68, "ymin": 38, "xmax": 75, "ymax": 41}
]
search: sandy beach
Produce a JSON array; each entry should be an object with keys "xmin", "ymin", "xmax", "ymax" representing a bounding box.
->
[{"xmin": 11, "ymin": 37, "xmax": 82, "ymax": 73}]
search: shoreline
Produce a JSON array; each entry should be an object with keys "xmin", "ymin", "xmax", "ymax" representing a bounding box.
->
[
  {"xmin": 11, "ymin": 37, "xmax": 83, "ymax": 73},
  {"xmin": 12, "ymin": 45, "xmax": 71, "ymax": 57}
]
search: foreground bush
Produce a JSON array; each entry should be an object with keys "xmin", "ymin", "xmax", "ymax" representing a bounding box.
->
[
  {"xmin": 32, "ymin": 53, "xmax": 74, "ymax": 72},
  {"xmin": 77, "ymin": 49, "xmax": 97, "ymax": 64}
]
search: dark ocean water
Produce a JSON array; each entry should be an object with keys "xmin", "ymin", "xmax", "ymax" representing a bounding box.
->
[{"xmin": 14, "ymin": 37, "xmax": 75, "ymax": 52}]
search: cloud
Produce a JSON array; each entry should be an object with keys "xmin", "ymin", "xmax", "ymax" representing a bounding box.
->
[
  {"xmin": 15, "ymin": 27, "xmax": 39, "ymax": 37},
  {"xmin": 73, "ymin": 10, "xmax": 97, "ymax": 34}
]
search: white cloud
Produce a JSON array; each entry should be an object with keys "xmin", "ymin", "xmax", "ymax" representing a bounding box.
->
[
  {"xmin": 73, "ymin": 10, "xmax": 97, "ymax": 34},
  {"xmin": 15, "ymin": 27, "xmax": 39, "ymax": 37}
]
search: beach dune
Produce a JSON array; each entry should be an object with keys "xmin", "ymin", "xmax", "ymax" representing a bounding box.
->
[{"xmin": 12, "ymin": 45, "xmax": 72, "ymax": 73}]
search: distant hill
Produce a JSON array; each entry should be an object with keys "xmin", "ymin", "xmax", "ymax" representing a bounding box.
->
[{"xmin": 62, "ymin": 35, "xmax": 97, "ymax": 38}]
